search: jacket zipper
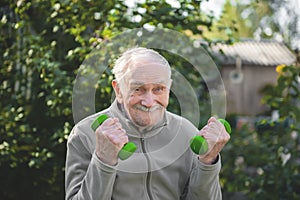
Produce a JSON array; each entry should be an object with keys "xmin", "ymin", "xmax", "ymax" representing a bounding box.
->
[{"xmin": 141, "ymin": 137, "xmax": 153, "ymax": 200}]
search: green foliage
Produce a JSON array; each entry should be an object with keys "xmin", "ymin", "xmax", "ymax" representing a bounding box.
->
[
  {"xmin": 1, "ymin": 0, "xmax": 299, "ymax": 198},
  {"xmin": 256, "ymin": 65, "xmax": 300, "ymax": 199},
  {"xmin": 0, "ymin": 0, "xmax": 215, "ymax": 199},
  {"xmin": 221, "ymin": 65, "xmax": 300, "ymax": 199},
  {"xmin": 261, "ymin": 65, "xmax": 300, "ymax": 122},
  {"xmin": 3, "ymin": 0, "xmax": 297, "ymax": 199},
  {"xmin": 202, "ymin": 0, "xmax": 256, "ymax": 42},
  {"xmin": 203, "ymin": 0, "xmax": 300, "ymax": 50}
]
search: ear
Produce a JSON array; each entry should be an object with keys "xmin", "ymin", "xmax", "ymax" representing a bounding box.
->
[
  {"xmin": 166, "ymin": 79, "xmax": 173, "ymax": 94},
  {"xmin": 112, "ymin": 80, "xmax": 123, "ymax": 104},
  {"xmin": 169, "ymin": 79, "xmax": 173, "ymax": 90}
]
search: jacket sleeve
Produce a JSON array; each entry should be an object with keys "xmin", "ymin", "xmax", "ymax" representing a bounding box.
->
[
  {"xmin": 185, "ymin": 155, "xmax": 222, "ymax": 200},
  {"xmin": 65, "ymin": 127, "xmax": 116, "ymax": 200}
]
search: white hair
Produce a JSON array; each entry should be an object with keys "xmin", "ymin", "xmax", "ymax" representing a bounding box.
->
[{"xmin": 112, "ymin": 47, "xmax": 172, "ymax": 85}]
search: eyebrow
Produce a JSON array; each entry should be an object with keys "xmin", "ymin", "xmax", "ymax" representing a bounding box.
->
[{"xmin": 130, "ymin": 81, "xmax": 167, "ymax": 86}]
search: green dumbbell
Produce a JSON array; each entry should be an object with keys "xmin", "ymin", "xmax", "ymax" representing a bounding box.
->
[
  {"xmin": 91, "ymin": 114, "xmax": 137, "ymax": 160},
  {"xmin": 190, "ymin": 118, "xmax": 232, "ymax": 155}
]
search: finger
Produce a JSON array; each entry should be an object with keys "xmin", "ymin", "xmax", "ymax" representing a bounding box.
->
[
  {"xmin": 101, "ymin": 117, "xmax": 119, "ymax": 126},
  {"xmin": 198, "ymin": 125, "xmax": 209, "ymax": 135},
  {"xmin": 208, "ymin": 116, "xmax": 217, "ymax": 124},
  {"xmin": 198, "ymin": 125, "xmax": 219, "ymax": 139},
  {"xmin": 102, "ymin": 123, "xmax": 122, "ymax": 132},
  {"xmin": 106, "ymin": 130, "xmax": 128, "ymax": 145},
  {"xmin": 201, "ymin": 125, "xmax": 225, "ymax": 145},
  {"xmin": 96, "ymin": 118, "xmax": 121, "ymax": 133},
  {"xmin": 115, "ymin": 134, "xmax": 129, "ymax": 145},
  {"xmin": 209, "ymin": 120, "xmax": 227, "ymax": 133},
  {"xmin": 200, "ymin": 124, "xmax": 220, "ymax": 137}
]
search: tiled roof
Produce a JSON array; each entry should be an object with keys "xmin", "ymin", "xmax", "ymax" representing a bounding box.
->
[{"xmin": 210, "ymin": 40, "xmax": 296, "ymax": 66}]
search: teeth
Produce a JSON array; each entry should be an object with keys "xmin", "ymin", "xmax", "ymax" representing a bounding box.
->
[
  {"xmin": 135, "ymin": 105, "xmax": 161, "ymax": 112},
  {"xmin": 140, "ymin": 106, "xmax": 149, "ymax": 112}
]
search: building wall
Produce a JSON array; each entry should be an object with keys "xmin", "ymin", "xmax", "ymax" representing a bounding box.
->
[{"xmin": 221, "ymin": 65, "xmax": 278, "ymax": 115}]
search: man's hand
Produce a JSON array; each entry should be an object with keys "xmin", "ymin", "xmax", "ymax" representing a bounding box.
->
[
  {"xmin": 197, "ymin": 117, "xmax": 230, "ymax": 164},
  {"xmin": 95, "ymin": 117, "xmax": 128, "ymax": 166}
]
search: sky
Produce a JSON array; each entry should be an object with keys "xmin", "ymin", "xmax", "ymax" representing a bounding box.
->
[{"xmin": 200, "ymin": 0, "xmax": 226, "ymax": 19}]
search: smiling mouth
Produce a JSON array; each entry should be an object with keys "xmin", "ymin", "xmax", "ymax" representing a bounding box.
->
[{"xmin": 134, "ymin": 105, "xmax": 162, "ymax": 112}]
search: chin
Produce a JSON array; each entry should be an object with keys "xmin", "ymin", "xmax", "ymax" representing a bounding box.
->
[
  {"xmin": 135, "ymin": 115, "xmax": 162, "ymax": 127},
  {"xmin": 133, "ymin": 118, "xmax": 154, "ymax": 127}
]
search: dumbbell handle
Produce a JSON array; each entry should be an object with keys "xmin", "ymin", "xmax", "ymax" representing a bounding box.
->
[
  {"xmin": 91, "ymin": 114, "xmax": 137, "ymax": 160},
  {"xmin": 190, "ymin": 118, "xmax": 231, "ymax": 155}
]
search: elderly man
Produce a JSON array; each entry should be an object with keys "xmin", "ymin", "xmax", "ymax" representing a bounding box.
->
[{"xmin": 65, "ymin": 47, "xmax": 230, "ymax": 200}]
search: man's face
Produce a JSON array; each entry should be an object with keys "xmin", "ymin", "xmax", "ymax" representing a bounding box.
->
[{"xmin": 113, "ymin": 62, "xmax": 171, "ymax": 129}]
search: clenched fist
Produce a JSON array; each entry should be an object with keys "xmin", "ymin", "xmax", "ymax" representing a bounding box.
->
[
  {"xmin": 197, "ymin": 117, "xmax": 230, "ymax": 164},
  {"xmin": 95, "ymin": 117, "xmax": 128, "ymax": 166}
]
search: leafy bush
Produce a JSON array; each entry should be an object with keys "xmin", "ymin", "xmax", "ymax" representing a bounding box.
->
[
  {"xmin": 221, "ymin": 65, "xmax": 300, "ymax": 199},
  {"xmin": 0, "ymin": 0, "xmax": 214, "ymax": 199}
]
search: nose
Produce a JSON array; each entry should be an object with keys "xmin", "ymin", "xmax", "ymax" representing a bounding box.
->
[{"xmin": 141, "ymin": 92, "xmax": 155, "ymax": 107}]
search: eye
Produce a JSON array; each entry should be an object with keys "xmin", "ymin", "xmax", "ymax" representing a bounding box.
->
[
  {"xmin": 153, "ymin": 86, "xmax": 166, "ymax": 94},
  {"xmin": 132, "ymin": 87, "xmax": 144, "ymax": 94},
  {"xmin": 135, "ymin": 87, "xmax": 142, "ymax": 92}
]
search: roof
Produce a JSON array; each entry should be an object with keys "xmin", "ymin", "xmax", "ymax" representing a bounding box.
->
[{"xmin": 210, "ymin": 40, "xmax": 296, "ymax": 66}]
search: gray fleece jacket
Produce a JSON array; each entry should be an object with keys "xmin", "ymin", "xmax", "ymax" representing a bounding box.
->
[{"xmin": 65, "ymin": 100, "xmax": 222, "ymax": 200}]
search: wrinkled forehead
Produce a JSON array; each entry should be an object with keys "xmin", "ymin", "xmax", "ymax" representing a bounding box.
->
[{"xmin": 124, "ymin": 60, "xmax": 171, "ymax": 86}]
